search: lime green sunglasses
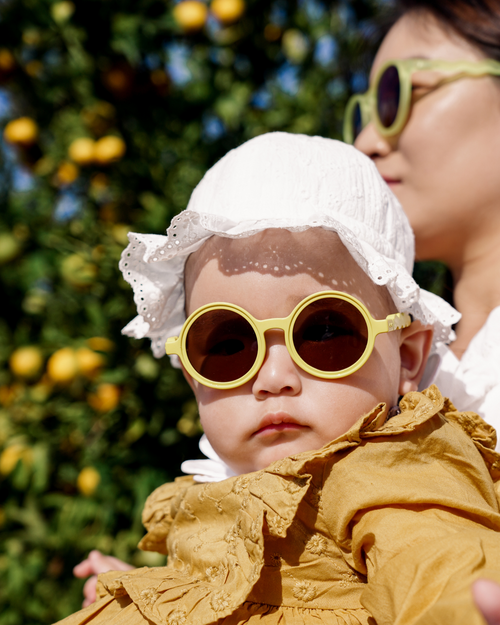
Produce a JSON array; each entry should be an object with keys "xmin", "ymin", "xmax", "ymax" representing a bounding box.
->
[
  {"xmin": 343, "ymin": 58, "xmax": 500, "ymax": 145},
  {"xmin": 165, "ymin": 290, "xmax": 411, "ymax": 390}
]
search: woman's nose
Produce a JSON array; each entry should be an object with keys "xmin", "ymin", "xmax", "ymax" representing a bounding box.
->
[
  {"xmin": 354, "ymin": 121, "xmax": 394, "ymax": 158},
  {"xmin": 252, "ymin": 331, "xmax": 302, "ymax": 398}
]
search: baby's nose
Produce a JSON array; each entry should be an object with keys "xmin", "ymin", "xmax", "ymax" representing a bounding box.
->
[{"xmin": 252, "ymin": 330, "xmax": 302, "ymax": 398}]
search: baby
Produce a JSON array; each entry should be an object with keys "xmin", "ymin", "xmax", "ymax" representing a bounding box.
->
[{"xmin": 59, "ymin": 133, "xmax": 500, "ymax": 625}]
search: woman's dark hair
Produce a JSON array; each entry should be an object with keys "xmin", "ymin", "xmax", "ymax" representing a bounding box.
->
[{"xmin": 388, "ymin": 0, "xmax": 500, "ymax": 61}]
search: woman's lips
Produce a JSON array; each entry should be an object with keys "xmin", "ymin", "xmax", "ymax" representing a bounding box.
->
[
  {"xmin": 253, "ymin": 413, "xmax": 306, "ymax": 436},
  {"xmin": 382, "ymin": 176, "xmax": 401, "ymax": 186}
]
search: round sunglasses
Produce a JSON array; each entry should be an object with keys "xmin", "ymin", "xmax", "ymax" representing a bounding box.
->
[
  {"xmin": 165, "ymin": 291, "xmax": 411, "ymax": 390},
  {"xmin": 343, "ymin": 58, "xmax": 500, "ymax": 145}
]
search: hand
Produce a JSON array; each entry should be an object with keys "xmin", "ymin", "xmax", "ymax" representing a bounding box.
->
[
  {"xmin": 472, "ymin": 579, "xmax": 500, "ymax": 625},
  {"xmin": 73, "ymin": 549, "xmax": 135, "ymax": 607}
]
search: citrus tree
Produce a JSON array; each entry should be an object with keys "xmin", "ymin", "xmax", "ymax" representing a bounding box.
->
[{"xmin": 0, "ymin": 1, "xmax": 387, "ymax": 622}]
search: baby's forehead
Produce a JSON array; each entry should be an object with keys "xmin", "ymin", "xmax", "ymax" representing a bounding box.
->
[
  {"xmin": 187, "ymin": 228, "xmax": 346, "ymax": 280},
  {"xmin": 185, "ymin": 228, "xmax": 396, "ymax": 315}
]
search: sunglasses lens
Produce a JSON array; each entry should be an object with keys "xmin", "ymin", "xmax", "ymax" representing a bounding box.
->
[
  {"xmin": 377, "ymin": 65, "xmax": 400, "ymax": 129},
  {"xmin": 186, "ymin": 309, "xmax": 258, "ymax": 383},
  {"xmin": 352, "ymin": 101, "xmax": 363, "ymax": 141},
  {"xmin": 293, "ymin": 298, "xmax": 368, "ymax": 372}
]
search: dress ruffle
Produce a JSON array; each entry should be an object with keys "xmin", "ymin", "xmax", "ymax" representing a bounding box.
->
[{"xmin": 55, "ymin": 387, "xmax": 500, "ymax": 625}]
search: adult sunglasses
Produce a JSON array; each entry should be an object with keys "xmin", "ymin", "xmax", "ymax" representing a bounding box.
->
[
  {"xmin": 165, "ymin": 291, "xmax": 411, "ymax": 390},
  {"xmin": 343, "ymin": 58, "xmax": 500, "ymax": 144}
]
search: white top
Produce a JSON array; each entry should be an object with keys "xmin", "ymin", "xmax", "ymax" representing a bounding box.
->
[
  {"xmin": 181, "ymin": 434, "xmax": 237, "ymax": 483},
  {"xmin": 434, "ymin": 306, "xmax": 500, "ymax": 448}
]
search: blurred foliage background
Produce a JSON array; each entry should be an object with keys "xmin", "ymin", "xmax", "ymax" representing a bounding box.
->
[{"xmin": 0, "ymin": 0, "xmax": 448, "ymax": 623}]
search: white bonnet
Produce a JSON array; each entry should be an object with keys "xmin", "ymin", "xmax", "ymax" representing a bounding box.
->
[{"xmin": 119, "ymin": 132, "xmax": 459, "ymax": 359}]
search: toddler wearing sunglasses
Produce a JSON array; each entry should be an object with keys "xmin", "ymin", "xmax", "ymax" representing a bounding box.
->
[{"xmin": 58, "ymin": 133, "xmax": 500, "ymax": 625}]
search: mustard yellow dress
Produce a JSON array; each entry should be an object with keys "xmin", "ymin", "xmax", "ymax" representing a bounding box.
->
[{"xmin": 56, "ymin": 387, "xmax": 500, "ymax": 625}]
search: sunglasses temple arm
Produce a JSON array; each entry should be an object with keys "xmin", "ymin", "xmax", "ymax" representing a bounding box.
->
[
  {"xmin": 373, "ymin": 312, "xmax": 412, "ymax": 336},
  {"xmin": 165, "ymin": 336, "xmax": 181, "ymax": 356}
]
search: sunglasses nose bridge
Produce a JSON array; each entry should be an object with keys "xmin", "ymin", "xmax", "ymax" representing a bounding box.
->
[{"xmin": 256, "ymin": 317, "xmax": 290, "ymax": 335}]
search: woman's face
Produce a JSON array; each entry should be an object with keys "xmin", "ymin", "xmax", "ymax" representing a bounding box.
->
[{"xmin": 355, "ymin": 10, "xmax": 500, "ymax": 267}]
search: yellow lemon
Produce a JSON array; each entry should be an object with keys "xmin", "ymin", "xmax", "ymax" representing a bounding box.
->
[
  {"xmin": 77, "ymin": 466, "xmax": 101, "ymax": 496},
  {"xmin": 61, "ymin": 254, "xmax": 98, "ymax": 288},
  {"xmin": 4, "ymin": 117, "xmax": 39, "ymax": 146},
  {"xmin": 0, "ymin": 444, "xmax": 26, "ymax": 475},
  {"xmin": 87, "ymin": 336, "xmax": 115, "ymax": 352},
  {"xmin": 211, "ymin": 0, "xmax": 245, "ymax": 24},
  {"xmin": 56, "ymin": 161, "xmax": 79, "ymax": 185},
  {"xmin": 88, "ymin": 383, "xmax": 120, "ymax": 412},
  {"xmin": 94, "ymin": 136, "xmax": 126, "ymax": 165},
  {"xmin": 282, "ymin": 29, "xmax": 309, "ymax": 63},
  {"xmin": 51, "ymin": 1, "xmax": 75, "ymax": 23},
  {"xmin": 173, "ymin": 1, "xmax": 208, "ymax": 31},
  {"xmin": 47, "ymin": 347, "xmax": 79, "ymax": 383},
  {"xmin": 25, "ymin": 60, "xmax": 43, "ymax": 77},
  {"xmin": 75, "ymin": 347, "xmax": 104, "ymax": 378},
  {"xmin": 9, "ymin": 346, "xmax": 43, "ymax": 379},
  {"xmin": 0, "ymin": 232, "xmax": 21, "ymax": 265},
  {"xmin": 68, "ymin": 137, "xmax": 95, "ymax": 166},
  {"xmin": 0, "ymin": 49, "xmax": 15, "ymax": 73}
]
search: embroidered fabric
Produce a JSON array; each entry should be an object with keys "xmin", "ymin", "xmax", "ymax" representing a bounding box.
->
[
  {"xmin": 55, "ymin": 388, "xmax": 500, "ymax": 625},
  {"xmin": 118, "ymin": 133, "xmax": 460, "ymax": 359}
]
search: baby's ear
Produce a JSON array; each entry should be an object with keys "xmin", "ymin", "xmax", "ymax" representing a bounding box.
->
[{"xmin": 398, "ymin": 320, "xmax": 434, "ymax": 395}]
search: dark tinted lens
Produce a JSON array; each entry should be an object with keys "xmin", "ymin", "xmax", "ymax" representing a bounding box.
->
[
  {"xmin": 377, "ymin": 65, "xmax": 400, "ymax": 128},
  {"xmin": 293, "ymin": 298, "xmax": 368, "ymax": 372},
  {"xmin": 186, "ymin": 309, "xmax": 258, "ymax": 383},
  {"xmin": 352, "ymin": 102, "xmax": 363, "ymax": 141}
]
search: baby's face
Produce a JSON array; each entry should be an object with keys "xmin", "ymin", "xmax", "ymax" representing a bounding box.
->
[{"xmin": 184, "ymin": 229, "xmax": 404, "ymax": 474}]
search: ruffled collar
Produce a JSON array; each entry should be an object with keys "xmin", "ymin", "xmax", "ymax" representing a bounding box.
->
[{"xmin": 180, "ymin": 387, "xmax": 499, "ymax": 485}]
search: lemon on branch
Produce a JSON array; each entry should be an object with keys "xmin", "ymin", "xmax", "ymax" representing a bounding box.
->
[
  {"xmin": 0, "ymin": 48, "xmax": 16, "ymax": 82},
  {"xmin": 68, "ymin": 137, "xmax": 95, "ymax": 166},
  {"xmin": 77, "ymin": 466, "xmax": 101, "ymax": 496},
  {"xmin": 211, "ymin": 0, "xmax": 245, "ymax": 24},
  {"xmin": 61, "ymin": 254, "xmax": 98, "ymax": 288},
  {"xmin": 9, "ymin": 346, "xmax": 43, "ymax": 379},
  {"xmin": 55, "ymin": 161, "xmax": 79, "ymax": 186},
  {"xmin": 88, "ymin": 383, "xmax": 120, "ymax": 412},
  {"xmin": 4, "ymin": 117, "xmax": 38, "ymax": 146},
  {"xmin": 94, "ymin": 136, "xmax": 126, "ymax": 165},
  {"xmin": 46, "ymin": 347, "xmax": 79, "ymax": 384},
  {"xmin": 0, "ymin": 444, "xmax": 32, "ymax": 476},
  {"xmin": 75, "ymin": 347, "xmax": 104, "ymax": 379},
  {"xmin": 173, "ymin": 1, "xmax": 208, "ymax": 31}
]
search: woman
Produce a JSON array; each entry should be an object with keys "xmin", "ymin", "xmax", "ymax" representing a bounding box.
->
[
  {"xmin": 344, "ymin": 1, "xmax": 500, "ymax": 620},
  {"xmin": 345, "ymin": 0, "xmax": 500, "ymax": 438}
]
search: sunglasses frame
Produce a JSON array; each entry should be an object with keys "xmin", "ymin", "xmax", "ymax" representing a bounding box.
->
[
  {"xmin": 343, "ymin": 58, "xmax": 500, "ymax": 144},
  {"xmin": 165, "ymin": 290, "xmax": 411, "ymax": 390}
]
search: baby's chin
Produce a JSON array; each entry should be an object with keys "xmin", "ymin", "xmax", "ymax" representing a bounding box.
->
[{"xmin": 228, "ymin": 439, "xmax": 324, "ymax": 475}]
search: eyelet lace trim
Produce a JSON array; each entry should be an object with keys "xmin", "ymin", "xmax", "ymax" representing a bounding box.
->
[{"xmin": 119, "ymin": 210, "xmax": 460, "ymax": 359}]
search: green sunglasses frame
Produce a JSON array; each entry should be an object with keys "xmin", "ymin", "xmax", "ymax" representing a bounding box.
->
[
  {"xmin": 343, "ymin": 58, "xmax": 500, "ymax": 145},
  {"xmin": 165, "ymin": 290, "xmax": 411, "ymax": 390}
]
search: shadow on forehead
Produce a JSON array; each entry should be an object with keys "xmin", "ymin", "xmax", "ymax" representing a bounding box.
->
[{"xmin": 186, "ymin": 228, "xmax": 396, "ymax": 316}]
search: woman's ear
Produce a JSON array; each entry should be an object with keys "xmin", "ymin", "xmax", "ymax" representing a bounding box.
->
[{"xmin": 398, "ymin": 320, "xmax": 434, "ymax": 395}]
